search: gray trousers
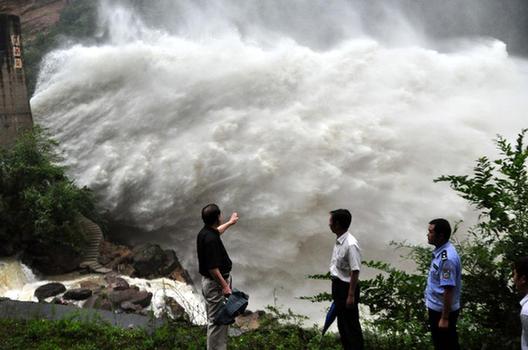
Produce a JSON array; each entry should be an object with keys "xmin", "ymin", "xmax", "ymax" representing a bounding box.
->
[{"xmin": 202, "ymin": 275, "xmax": 232, "ymax": 350}]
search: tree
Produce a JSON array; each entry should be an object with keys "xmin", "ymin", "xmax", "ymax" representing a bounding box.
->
[
  {"xmin": 433, "ymin": 129, "xmax": 528, "ymax": 348},
  {"xmin": 0, "ymin": 128, "xmax": 99, "ymax": 273}
]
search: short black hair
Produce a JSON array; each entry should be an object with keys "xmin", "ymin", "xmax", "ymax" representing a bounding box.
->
[
  {"xmin": 330, "ymin": 209, "xmax": 352, "ymax": 230},
  {"xmin": 429, "ymin": 218, "xmax": 451, "ymax": 241},
  {"xmin": 202, "ymin": 203, "xmax": 220, "ymax": 226},
  {"xmin": 515, "ymin": 257, "xmax": 528, "ymax": 280}
]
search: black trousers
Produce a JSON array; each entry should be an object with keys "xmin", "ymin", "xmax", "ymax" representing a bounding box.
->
[
  {"xmin": 331, "ymin": 278, "xmax": 364, "ymax": 350},
  {"xmin": 428, "ymin": 308, "xmax": 460, "ymax": 350}
]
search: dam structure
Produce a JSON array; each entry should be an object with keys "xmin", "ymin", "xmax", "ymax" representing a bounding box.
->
[{"xmin": 0, "ymin": 14, "xmax": 32, "ymax": 147}]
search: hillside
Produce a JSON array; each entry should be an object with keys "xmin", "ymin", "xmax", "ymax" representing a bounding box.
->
[{"xmin": 0, "ymin": 0, "xmax": 67, "ymax": 42}]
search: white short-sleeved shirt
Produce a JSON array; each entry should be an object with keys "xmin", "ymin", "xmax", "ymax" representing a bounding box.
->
[
  {"xmin": 329, "ymin": 232, "xmax": 361, "ymax": 283},
  {"xmin": 520, "ymin": 294, "xmax": 528, "ymax": 350}
]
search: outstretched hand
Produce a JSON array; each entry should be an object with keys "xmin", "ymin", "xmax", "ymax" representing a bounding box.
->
[
  {"xmin": 229, "ymin": 212, "xmax": 239, "ymax": 225},
  {"xmin": 217, "ymin": 212, "xmax": 239, "ymax": 235}
]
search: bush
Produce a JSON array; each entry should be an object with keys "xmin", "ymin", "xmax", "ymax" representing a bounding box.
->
[{"xmin": 0, "ymin": 128, "xmax": 98, "ymax": 266}]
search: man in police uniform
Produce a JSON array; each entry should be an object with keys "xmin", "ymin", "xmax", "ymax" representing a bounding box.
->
[
  {"xmin": 425, "ymin": 218, "xmax": 462, "ymax": 350},
  {"xmin": 197, "ymin": 203, "xmax": 239, "ymax": 350},
  {"xmin": 328, "ymin": 209, "xmax": 364, "ymax": 350}
]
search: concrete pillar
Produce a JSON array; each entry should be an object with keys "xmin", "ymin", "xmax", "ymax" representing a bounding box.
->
[{"xmin": 0, "ymin": 14, "xmax": 33, "ymax": 147}]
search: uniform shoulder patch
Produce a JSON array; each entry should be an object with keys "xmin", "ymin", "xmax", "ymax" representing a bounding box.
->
[{"xmin": 441, "ymin": 250, "xmax": 448, "ymax": 261}]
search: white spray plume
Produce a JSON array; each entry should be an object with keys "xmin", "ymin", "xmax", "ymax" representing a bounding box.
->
[{"xmin": 32, "ymin": 1, "xmax": 528, "ymax": 321}]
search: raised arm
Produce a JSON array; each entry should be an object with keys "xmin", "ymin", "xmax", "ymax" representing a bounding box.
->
[{"xmin": 218, "ymin": 212, "xmax": 239, "ymax": 235}]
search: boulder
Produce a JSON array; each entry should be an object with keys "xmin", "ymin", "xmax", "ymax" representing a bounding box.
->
[
  {"xmin": 63, "ymin": 288, "xmax": 92, "ymax": 301},
  {"xmin": 104, "ymin": 273, "xmax": 129, "ymax": 291},
  {"xmin": 34, "ymin": 282, "xmax": 66, "ymax": 301},
  {"xmin": 98, "ymin": 241, "xmax": 191, "ymax": 282},
  {"xmin": 161, "ymin": 249, "xmax": 181, "ymax": 275},
  {"xmin": 169, "ymin": 266, "xmax": 194, "ymax": 285},
  {"xmin": 116, "ymin": 264, "xmax": 136, "ymax": 276},
  {"xmin": 131, "ymin": 243, "xmax": 165, "ymax": 277},
  {"xmin": 79, "ymin": 280, "xmax": 103, "ymax": 291},
  {"xmin": 120, "ymin": 301, "xmax": 142, "ymax": 312},
  {"xmin": 165, "ymin": 296, "xmax": 186, "ymax": 319},
  {"xmin": 83, "ymin": 295, "xmax": 113, "ymax": 311},
  {"xmin": 98, "ymin": 241, "xmax": 133, "ymax": 268},
  {"xmin": 107, "ymin": 288, "xmax": 140, "ymax": 305},
  {"xmin": 130, "ymin": 291, "xmax": 152, "ymax": 308}
]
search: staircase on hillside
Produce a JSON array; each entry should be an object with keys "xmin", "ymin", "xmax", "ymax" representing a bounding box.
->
[{"xmin": 78, "ymin": 216, "xmax": 112, "ymax": 274}]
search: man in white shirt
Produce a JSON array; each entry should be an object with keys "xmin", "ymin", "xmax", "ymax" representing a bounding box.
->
[
  {"xmin": 328, "ymin": 208, "xmax": 364, "ymax": 350},
  {"xmin": 513, "ymin": 256, "xmax": 528, "ymax": 350}
]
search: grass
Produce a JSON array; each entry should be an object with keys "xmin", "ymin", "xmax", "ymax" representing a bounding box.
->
[{"xmin": 0, "ymin": 316, "xmax": 442, "ymax": 350}]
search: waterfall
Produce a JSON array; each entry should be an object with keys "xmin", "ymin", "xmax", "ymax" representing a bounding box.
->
[{"xmin": 30, "ymin": 0, "xmax": 528, "ymax": 321}]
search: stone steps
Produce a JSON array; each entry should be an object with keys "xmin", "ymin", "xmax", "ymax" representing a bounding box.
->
[{"xmin": 77, "ymin": 216, "xmax": 109, "ymax": 274}]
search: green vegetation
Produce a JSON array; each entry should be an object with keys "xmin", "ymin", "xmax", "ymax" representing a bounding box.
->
[
  {"xmin": 0, "ymin": 128, "xmax": 98, "ymax": 266},
  {"xmin": 24, "ymin": 0, "xmax": 98, "ymax": 95},
  {"xmin": 305, "ymin": 130, "xmax": 528, "ymax": 349},
  {"xmin": 0, "ymin": 308, "xmax": 438, "ymax": 350}
]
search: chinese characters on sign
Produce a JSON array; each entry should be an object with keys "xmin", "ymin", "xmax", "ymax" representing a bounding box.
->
[{"xmin": 11, "ymin": 35, "xmax": 22, "ymax": 69}]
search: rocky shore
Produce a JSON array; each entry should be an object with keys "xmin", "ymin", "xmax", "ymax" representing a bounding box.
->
[{"xmin": 33, "ymin": 273, "xmax": 187, "ymax": 319}]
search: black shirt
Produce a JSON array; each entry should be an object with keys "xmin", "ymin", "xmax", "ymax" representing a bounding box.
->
[{"xmin": 197, "ymin": 225, "xmax": 232, "ymax": 277}]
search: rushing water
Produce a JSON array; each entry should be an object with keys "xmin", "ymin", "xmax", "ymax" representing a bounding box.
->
[
  {"xmin": 0, "ymin": 259, "xmax": 206, "ymax": 324},
  {"xmin": 30, "ymin": 0, "xmax": 528, "ymax": 321}
]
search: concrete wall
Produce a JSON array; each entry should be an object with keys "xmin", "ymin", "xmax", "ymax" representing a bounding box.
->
[{"xmin": 0, "ymin": 14, "xmax": 33, "ymax": 147}]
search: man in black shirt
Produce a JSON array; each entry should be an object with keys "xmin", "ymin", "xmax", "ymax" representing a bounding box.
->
[{"xmin": 197, "ymin": 203, "xmax": 239, "ymax": 350}]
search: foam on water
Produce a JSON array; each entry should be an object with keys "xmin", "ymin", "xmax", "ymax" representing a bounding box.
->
[{"xmin": 0, "ymin": 260, "xmax": 206, "ymax": 324}]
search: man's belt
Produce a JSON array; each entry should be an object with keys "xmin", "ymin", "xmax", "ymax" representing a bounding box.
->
[{"xmin": 206, "ymin": 273, "xmax": 230, "ymax": 280}]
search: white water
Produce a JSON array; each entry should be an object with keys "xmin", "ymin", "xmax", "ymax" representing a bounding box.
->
[
  {"xmin": 30, "ymin": 1, "xmax": 528, "ymax": 322},
  {"xmin": 0, "ymin": 260, "xmax": 206, "ymax": 324},
  {"xmin": 0, "ymin": 258, "xmax": 37, "ymax": 296}
]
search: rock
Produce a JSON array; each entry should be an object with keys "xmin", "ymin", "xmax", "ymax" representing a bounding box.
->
[
  {"xmin": 83, "ymin": 295, "xmax": 113, "ymax": 311},
  {"xmin": 0, "ymin": 0, "xmax": 68, "ymax": 42},
  {"xmin": 120, "ymin": 301, "xmax": 142, "ymax": 312},
  {"xmin": 112, "ymin": 278, "xmax": 130, "ymax": 291},
  {"xmin": 117, "ymin": 264, "xmax": 136, "ymax": 276},
  {"xmin": 164, "ymin": 297, "xmax": 186, "ymax": 319},
  {"xmin": 98, "ymin": 241, "xmax": 133, "ymax": 269},
  {"xmin": 104, "ymin": 273, "xmax": 129, "ymax": 291},
  {"xmin": 161, "ymin": 249, "xmax": 181, "ymax": 275},
  {"xmin": 79, "ymin": 280, "xmax": 103, "ymax": 291},
  {"xmin": 130, "ymin": 291, "xmax": 152, "ymax": 308},
  {"xmin": 108, "ymin": 288, "xmax": 140, "ymax": 305},
  {"xmin": 63, "ymin": 288, "xmax": 92, "ymax": 301},
  {"xmin": 168, "ymin": 266, "xmax": 194, "ymax": 285},
  {"xmin": 98, "ymin": 241, "xmax": 191, "ymax": 282},
  {"xmin": 131, "ymin": 243, "xmax": 165, "ymax": 277},
  {"xmin": 34, "ymin": 282, "xmax": 66, "ymax": 301}
]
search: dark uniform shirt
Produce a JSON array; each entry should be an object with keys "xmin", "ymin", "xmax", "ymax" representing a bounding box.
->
[{"xmin": 197, "ymin": 225, "xmax": 232, "ymax": 278}]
